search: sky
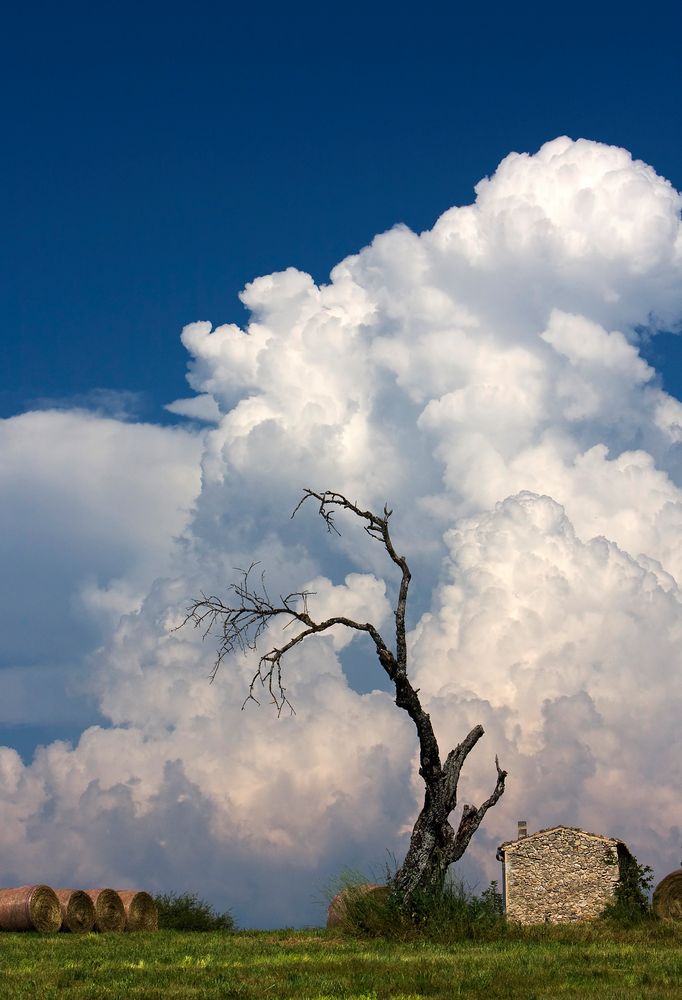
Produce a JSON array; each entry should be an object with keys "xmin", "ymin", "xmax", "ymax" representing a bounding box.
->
[{"xmin": 2, "ymin": 1, "xmax": 682, "ymax": 928}]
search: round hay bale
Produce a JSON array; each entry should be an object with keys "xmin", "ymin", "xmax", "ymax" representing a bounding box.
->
[
  {"xmin": 84, "ymin": 889, "xmax": 126, "ymax": 932},
  {"xmin": 326, "ymin": 883, "xmax": 390, "ymax": 931},
  {"xmin": 652, "ymin": 869, "xmax": 682, "ymax": 920},
  {"xmin": 0, "ymin": 885, "xmax": 62, "ymax": 933},
  {"xmin": 116, "ymin": 890, "xmax": 158, "ymax": 931},
  {"xmin": 54, "ymin": 889, "xmax": 96, "ymax": 933}
]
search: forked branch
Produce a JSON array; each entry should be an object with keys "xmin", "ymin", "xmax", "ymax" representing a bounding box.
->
[{"xmin": 451, "ymin": 755, "xmax": 507, "ymax": 862}]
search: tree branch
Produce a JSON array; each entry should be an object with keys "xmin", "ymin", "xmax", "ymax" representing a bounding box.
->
[
  {"xmin": 177, "ymin": 559, "xmax": 398, "ymax": 715},
  {"xmin": 292, "ymin": 490, "xmax": 445, "ymax": 778},
  {"xmin": 244, "ymin": 614, "xmax": 391, "ymax": 714},
  {"xmin": 293, "ymin": 489, "xmax": 412, "ymax": 671},
  {"xmin": 451, "ymin": 755, "xmax": 507, "ymax": 862},
  {"xmin": 442, "ymin": 725, "xmax": 485, "ymax": 811}
]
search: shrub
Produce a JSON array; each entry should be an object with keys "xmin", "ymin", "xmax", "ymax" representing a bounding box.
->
[
  {"xmin": 401, "ymin": 877, "xmax": 506, "ymax": 940},
  {"xmin": 153, "ymin": 891, "xmax": 235, "ymax": 931},
  {"xmin": 328, "ymin": 868, "xmax": 506, "ymax": 942},
  {"xmin": 602, "ymin": 851, "xmax": 655, "ymax": 925},
  {"xmin": 475, "ymin": 879, "xmax": 505, "ymax": 918}
]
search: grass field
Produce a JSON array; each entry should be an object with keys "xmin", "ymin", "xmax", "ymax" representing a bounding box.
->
[{"xmin": 0, "ymin": 923, "xmax": 680, "ymax": 999}]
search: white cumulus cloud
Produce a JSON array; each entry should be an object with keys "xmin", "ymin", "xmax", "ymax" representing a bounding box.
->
[
  {"xmin": 1, "ymin": 136, "xmax": 681, "ymax": 927},
  {"xmin": 0, "ymin": 408, "xmax": 202, "ymax": 721}
]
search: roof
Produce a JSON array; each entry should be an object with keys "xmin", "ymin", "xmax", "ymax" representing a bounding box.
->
[{"xmin": 497, "ymin": 825, "xmax": 631, "ymax": 854}]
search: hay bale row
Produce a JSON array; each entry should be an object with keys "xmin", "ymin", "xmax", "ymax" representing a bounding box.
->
[{"xmin": 0, "ymin": 885, "xmax": 157, "ymax": 934}]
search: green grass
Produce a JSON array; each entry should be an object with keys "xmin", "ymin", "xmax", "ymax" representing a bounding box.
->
[{"xmin": 0, "ymin": 923, "xmax": 680, "ymax": 999}]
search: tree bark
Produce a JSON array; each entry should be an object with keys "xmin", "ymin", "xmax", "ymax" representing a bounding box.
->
[{"xmin": 391, "ymin": 725, "xmax": 507, "ymax": 903}]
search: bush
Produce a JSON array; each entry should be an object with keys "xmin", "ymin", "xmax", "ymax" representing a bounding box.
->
[
  {"xmin": 402, "ymin": 878, "xmax": 506, "ymax": 940},
  {"xmin": 154, "ymin": 891, "xmax": 236, "ymax": 931},
  {"xmin": 602, "ymin": 851, "xmax": 655, "ymax": 925},
  {"xmin": 328, "ymin": 869, "xmax": 506, "ymax": 942}
]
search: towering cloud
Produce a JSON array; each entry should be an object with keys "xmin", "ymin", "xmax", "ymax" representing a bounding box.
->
[{"xmin": 1, "ymin": 137, "xmax": 681, "ymax": 927}]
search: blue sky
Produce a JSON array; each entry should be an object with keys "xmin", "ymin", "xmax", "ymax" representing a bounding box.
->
[
  {"xmin": 2, "ymin": 2, "xmax": 682, "ymax": 927},
  {"xmin": 6, "ymin": 1, "xmax": 682, "ymax": 421}
]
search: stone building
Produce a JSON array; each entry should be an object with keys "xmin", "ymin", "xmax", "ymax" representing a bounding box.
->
[{"xmin": 497, "ymin": 823, "xmax": 632, "ymax": 923}]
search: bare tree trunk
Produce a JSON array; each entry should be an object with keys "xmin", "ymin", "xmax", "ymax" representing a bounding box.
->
[
  {"xmin": 181, "ymin": 489, "xmax": 507, "ymax": 912},
  {"xmin": 391, "ymin": 725, "xmax": 506, "ymax": 903},
  {"xmin": 392, "ymin": 798, "xmax": 455, "ymax": 899}
]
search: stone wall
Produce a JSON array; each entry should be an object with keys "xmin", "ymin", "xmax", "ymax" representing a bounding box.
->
[{"xmin": 501, "ymin": 827, "xmax": 622, "ymax": 924}]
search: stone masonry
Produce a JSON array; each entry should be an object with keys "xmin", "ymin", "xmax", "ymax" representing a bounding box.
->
[{"xmin": 497, "ymin": 825, "xmax": 631, "ymax": 924}]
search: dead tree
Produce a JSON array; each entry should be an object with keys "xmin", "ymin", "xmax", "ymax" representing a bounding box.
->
[{"xmin": 180, "ymin": 489, "xmax": 506, "ymax": 903}]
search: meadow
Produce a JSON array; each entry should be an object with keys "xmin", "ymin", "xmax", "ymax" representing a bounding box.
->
[{"xmin": 0, "ymin": 922, "xmax": 680, "ymax": 1000}]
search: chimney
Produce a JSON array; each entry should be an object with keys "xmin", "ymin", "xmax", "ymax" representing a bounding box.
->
[{"xmin": 517, "ymin": 820, "xmax": 528, "ymax": 840}]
